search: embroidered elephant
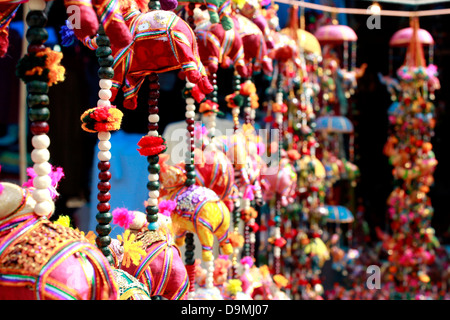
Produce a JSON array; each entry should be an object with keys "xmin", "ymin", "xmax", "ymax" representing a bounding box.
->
[
  {"xmin": 176, "ymin": 0, "xmax": 233, "ymax": 31},
  {"xmin": 230, "ymin": 11, "xmax": 272, "ymax": 76},
  {"xmin": 101, "ymin": 2, "xmax": 213, "ymax": 109},
  {"xmin": 0, "ymin": 0, "xmax": 138, "ymax": 57},
  {"xmin": 194, "ymin": 8, "xmax": 247, "ymax": 78},
  {"xmin": 109, "ymin": 211, "xmax": 190, "ymax": 300},
  {"xmin": 158, "ymin": 160, "xmax": 233, "ymax": 262},
  {"xmin": 0, "ymin": 182, "xmax": 118, "ymax": 300}
]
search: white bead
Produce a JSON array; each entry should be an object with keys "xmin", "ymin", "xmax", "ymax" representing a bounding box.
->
[
  {"xmin": 34, "ymin": 200, "xmax": 53, "ymax": 216},
  {"xmin": 99, "ymin": 79, "xmax": 112, "ymax": 90},
  {"xmin": 28, "ymin": 0, "xmax": 46, "ymax": 11},
  {"xmin": 98, "ymin": 151, "xmax": 111, "ymax": 161},
  {"xmin": 31, "ymin": 148, "xmax": 50, "ymax": 164},
  {"xmin": 147, "ymin": 131, "xmax": 158, "ymax": 137},
  {"xmin": 148, "ymin": 114, "xmax": 160, "ymax": 123},
  {"xmin": 148, "ymin": 190, "xmax": 160, "ymax": 199},
  {"xmin": 98, "ymin": 89, "xmax": 112, "ymax": 100},
  {"xmin": 98, "ymin": 140, "xmax": 111, "ymax": 151},
  {"xmin": 32, "ymin": 188, "xmax": 52, "ymax": 202},
  {"xmin": 185, "ymin": 81, "xmax": 195, "ymax": 88},
  {"xmin": 185, "ymin": 98, "xmax": 195, "ymax": 105},
  {"xmin": 147, "ymin": 198, "xmax": 158, "ymax": 207},
  {"xmin": 33, "ymin": 162, "xmax": 52, "ymax": 176},
  {"xmin": 97, "ymin": 99, "xmax": 110, "ymax": 107},
  {"xmin": 232, "ymin": 108, "xmax": 240, "ymax": 115},
  {"xmin": 185, "ymin": 111, "xmax": 196, "ymax": 119},
  {"xmin": 274, "ymin": 247, "xmax": 281, "ymax": 257},
  {"xmin": 186, "ymin": 104, "xmax": 196, "ymax": 111},
  {"xmin": 209, "ymin": 121, "xmax": 216, "ymax": 128},
  {"xmin": 33, "ymin": 175, "xmax": 52, "ymax": 189},
  {"xmin": 148, "ymin": 174, "xmax": 159, "ymax": 181},
  {"xmin": 98, "ymin": 131, "xmax": 111, "ymax": 141},
  {"xmin": 31, "ymin": 135, "xmax": 50, "ymax": 149}
]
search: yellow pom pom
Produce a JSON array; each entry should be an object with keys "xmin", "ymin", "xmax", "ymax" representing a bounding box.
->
[{"xmin": 53, "ymin": 215, "xmax": 71, "ymax": 228}]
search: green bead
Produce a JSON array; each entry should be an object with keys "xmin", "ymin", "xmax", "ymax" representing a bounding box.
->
[
  {"xmin": 185, "ymin": 178, "xmax": 196, "ymax": 186},
  {"xmin": 26, "ymin": 27, "xmax": 48, "ymax": 44},
  {"xmin": 147, "ymin": 213, "xmax": 159, "ymax": 223},
  {"xmin": 96, "ymin": 235, "xmax": 111, "ymax": 248},
  {"xmin": 28, "ymin": 107, "xmax": 50, "ymax": 122},
  {"xmin": 96, "ymin": 211, "xmax": 112, "ymax": 224},
  {"xmin": 95, "ymin": 35, "xmax": 110, "ymax": 47},
  {"xmin": 148, "ymin": 155, "xmax": 159, "ymax": 164},
  {"xmin": 185, "ymin": 164, "xmax": 195, "ymax": 172},
  {"xmin": 98, "ymin": 55, "xmax": 114, "ymax": 67},
  {"xmin": 27, "ymin": 80, "xmax": 48, "ymax": 94},
  {"xmin": 147, "ymin": 163, "xmax": 160, "ymax": 174},
  {"xmin": 96, "ymin": 46, "xmax": 112, "ymax": 57},
  {"xmin": 146, "ymin": 206, "xmax": 159, "ymax": 215},
  {"xmin": 98, "ymin": 67, "xmax": 114, "ymax": 79},
  {"xmin": 185, "ymin": 258, "xmax": 195, "ymax": 265},
  {"xmin": 101, "ymin": 246, "xmax": 112, "ymax": 257},
  {"xmin": 149, "ymin": 0, "xmax": 161, "ymax": 10},
  {"xmin": 185, "ymin": 251, "xmax": 195, "ymax": 259},
  {"xmin": 147, "ymin": 181, "xmax": 160, "ymax": 191},
  {"xmin": 186, "ymin": 171, "xmax": 196, "ymax": 180},
  {"xmin": 27, "ymin": 94, "xmax": 49, "ymax": 108},
  {"xmin": 96, "ymin": 223, "xmax": 112, "ymax": 236},
  {"xmin": 26, "ymin": 11, "xmax": 47, "ymax": 28},
  {"xmin": 185, "ymin": 244, "xmax": 195, "ymax": 251}
]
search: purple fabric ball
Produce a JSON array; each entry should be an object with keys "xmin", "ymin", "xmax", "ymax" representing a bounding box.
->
[{"xmin": 160, "ymin": 0, "xmax": 178, "ymax": 10}]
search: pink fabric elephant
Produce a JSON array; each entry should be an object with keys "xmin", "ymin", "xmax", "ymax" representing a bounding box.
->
[{"xmin": 0, "ymin": 182, "xmax": 118, "ymax": 300}]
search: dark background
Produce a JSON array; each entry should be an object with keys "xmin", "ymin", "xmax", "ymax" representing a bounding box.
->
[{"xmin": 0, "ymin": 0, "xmax": 449, "ymax": 244}]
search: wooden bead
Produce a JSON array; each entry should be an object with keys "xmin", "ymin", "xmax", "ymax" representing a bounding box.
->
[
  {"xmin": 98, "ymin": 55, "xmax": 114, "ymax": 67},
  {"xmin": 28, "ymin": 107, "xmax": 50, "ymax": 122},
  {"xmin": 96, "ymin": 224, "xmax": 112, "ymax": 236},
  {"xmin": 96, "ymin": 235, "xmax": 111, "ymax": 247},
  {"xmin": 27, "ymin": 94, "xmax": 49, "ymax": 108},
  {"xmin": 95, "ymin": 211, "xmax": 112, "ymax": 224},
  {"xmin": 27, "ymin": 80, "xmax": 48, "ymax": 94},
  {"xmin": 98, "ymin": 171, "xmax": 112, "ymax": 181},
  {"xmin": 97, "ymin": 192, "xmax": 111, "ymax": 202},
  {"xmin": 148, "ymin": 123, "xmax": 158, "ymax": 131},
  {"xmin": 98, "ymin": 67, "xmax": 114, "ymax": 79},
  {"xmin": 98, "ymin": 161, "xmax": 111, "ymax": 171},
  {"xmin": 26, "ymin": 27, "xmax": 48, "ymax": 44},
  {"xmin": 96, "ymin": 46, "xmax": 112, "ymax": 57}
]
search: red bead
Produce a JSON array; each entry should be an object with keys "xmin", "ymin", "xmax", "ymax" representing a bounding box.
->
[
  {"xmin": 187, "ymin": 124, "xmax": 195, "ymax": 132},
  {"xmin": 148, "ymin": 90, "xmax": 160, "ymax": 99},
  {"xmin": 98, "ymin": 171, "xmax": 111, "ymax": 181},
  {"xmin": 149, "ymin": 82, "xmax": 160, "ymax": 90},
  {"xmin": 97, "ymin": 202, "xmax": 110, "ymax": 213},
  {"xmin": 148, "ymin": 123, "xmax": 159, "ymax": 131},
  {"xmin": 28, "ymin": 44, "xmax": 46, "ymax": 53},
  {"xmin": 30, "ymin": 121, "xmax": 49, "ymax": 135},
  {"xmin": 98, "ymin": 181, "xmax": 111, "ymax": 192},
  {"xmin": 148, "ymin": 100, "xmax": 158, "ymax": 107},
  {"xmin": 186, "ymin": 118, "xmax": 195, "ymax": 125},
  {"xmin": 97, "ymin": 192, "xmax": 111, "ymax": 202},
  {"xmin": 148, "ymin": 73, "xmax": 159, "ymax": 82},
  {"xmin": 98, "ymin": 161, "xmax": 110, "ymax": 171},
  {"xmin": 191, "ymin": 145, "xmax": 195, "ymax": 152}
]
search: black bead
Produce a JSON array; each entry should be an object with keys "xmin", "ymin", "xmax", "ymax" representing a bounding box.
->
[
  {"xmin": 186, "ymin": 171, "xmax": 196, "ymax": 180},
  {"xmin": 96, "ymin": 46, "xmax": 113, "ymax": 57},
  {"xmin": 147, "ymin": 155, "xmax": 159, "ymax": 164},
  {"xmin": 185, "ymin": 251, "xmax": 195, "ymax": 259},
  {"xmin": 96, "ymin": 35, "xmax": 111, "ymax": 47},
  {"xmin": 185, "ymin": 258, "xmax": 196, "ymax": 265},
  {"xmin": 185, "ymin": 164, "xmax": 195, "ymax": 172},
  {"xmin": 185, "ymin": 178, "xmax": 196, "ymax": 186},
  {"xmin": 96, "ymin": 235, "xmax": 111, "ymax": 248}
]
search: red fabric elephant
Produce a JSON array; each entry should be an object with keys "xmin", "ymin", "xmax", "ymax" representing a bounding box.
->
[
  {"xmin": 194, "ymin": 8, "xmax": 247, "ymax": 78},
  {"xmin": 102, "ymin": 1, "xmax": 213, "ymax": 109},
  {"xmin": 230, "ymin": 11, "xmax": 272, "ymax": 76}
]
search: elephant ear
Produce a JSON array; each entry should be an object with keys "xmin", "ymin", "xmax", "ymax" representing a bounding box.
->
[{"xmin": 64, "ymin": 0, "xmax": 99, "ymax": 40}]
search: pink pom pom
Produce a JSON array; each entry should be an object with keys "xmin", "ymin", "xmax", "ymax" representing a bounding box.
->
[
  {"xmin": 240, "ymin": 256, "xmax": 254, "ymax": 267},
  {"xmin": 158, "ymin": 199, "xmax": 177, "ymax": 216},
  {"xmin": 0, "ymin": 183, "xmax": 3, "ymax": 195},
  {"xmin": 22, "ymin": 165, "xmax": 65, "ymax": 199},
  {"xmin": 112, "ymin": 207, "xmax": 135, "ymax": 229}
]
